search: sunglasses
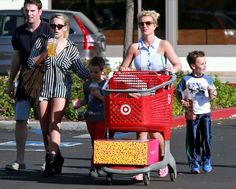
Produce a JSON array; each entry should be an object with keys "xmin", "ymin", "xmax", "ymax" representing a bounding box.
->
[
  {"xmin": 138, "ymin": 21, "xmax": 154, "ymax": 27},
  {"xmin": 50, "ymin": 24, "xmax": 65, "ymax": 30}
]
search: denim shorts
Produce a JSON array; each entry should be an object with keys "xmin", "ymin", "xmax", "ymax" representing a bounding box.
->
[{"xmin": 14, "ymin": 100, "xmax": 31, "ymax": 121}]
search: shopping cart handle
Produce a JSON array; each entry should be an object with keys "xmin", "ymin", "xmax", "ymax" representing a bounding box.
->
[{"xmin": 102, "ymin": 73, "xmax": 176, "ymax": 94}]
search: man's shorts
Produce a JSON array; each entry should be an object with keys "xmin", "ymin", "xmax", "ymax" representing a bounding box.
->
[{"xmin": 14, "ymin": 100, "xmax": 30, "ymax": 121}]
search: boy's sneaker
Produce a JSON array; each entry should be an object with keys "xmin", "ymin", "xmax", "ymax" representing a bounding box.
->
[
  {"xmin": 190, "ymin": 162, "xmax": 200, "ymax": 174},
  {"xmin": 97, "ymin": 168, "xmax": 106, "ymax": 177},
  {"xmin": 203, "ymin": 160, "xmax": 212, "ymax": 173},
  {"xmin": 89, "ymin": 166, "xmax": 98, "ymax": 178},
  {"xmin": 5, "ymin": 162, "xmax": 26, "ymax": 171},
  {"xmin": 41, "ymin": 162, "xmax": 46, "ymax": 171}
]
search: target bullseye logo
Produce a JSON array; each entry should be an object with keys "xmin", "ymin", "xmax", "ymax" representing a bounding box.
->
[{"xmin": 120, "ymin": 104, "xmax": 131, "ymax": 115}]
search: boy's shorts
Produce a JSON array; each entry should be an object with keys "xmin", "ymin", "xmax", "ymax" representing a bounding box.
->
[{"xmin": 14, "ymin": 100, "xmax": 30, "ymax": 121}]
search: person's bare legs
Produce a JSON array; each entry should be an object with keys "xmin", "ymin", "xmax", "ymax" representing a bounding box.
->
[
  {"xmin": 137, "ymin": 132, "xmax": 148, "ymax": 140},
  {"xmin": 151, "ymin": 132, "xmax": 165, "ymax": 157},
  {"xmin": 39, "ymin": 98, "xmax": 66, "ymax": 153},
  {"xmin": 5, "ymin": 100, "xmax": 30, "ymax": 171},
  {"xmin": 42, "ymin": 98, "xmax": 66, "ymax": 177},
  {"xmin": 137, "ymin": 131, "xmax": 164, "ymax": 157},
  {"xmin": 49, "ymin": 98, "xmax": 66, "ymax": 155},
  {"xmin": 38, "ymin": 100, "xmax": 50, "ymax": 153},
  {"xmin": 15, "ymin": 120, "xmax": 28, "ymax": 164},
  {"xmin": 133, "ymin": 132, "xmax": 150, "ymax": 180},
  {"xmin": 151, "ymin": 132, "xmax": 168, "ymax": 177},
  {"xmin": 136, "ymin": 131, "xmax": 167, "ymax": 177}
]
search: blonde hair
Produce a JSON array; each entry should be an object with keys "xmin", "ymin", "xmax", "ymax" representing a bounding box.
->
[
  {"xmin": 50, "ymin": 13, "xmax": 70, "ymax": 39},
  {"xmin": 137, "ymin": 10, "xmax": 160, "ymax": 26}
]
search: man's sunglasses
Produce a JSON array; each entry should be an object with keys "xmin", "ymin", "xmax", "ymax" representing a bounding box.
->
[
  {"xmin": 50, "ymin": 24, "xmax": 65, "ymax": 30},
  {"xmin": 138, "ymin": 21, "xmax": 154, "ymax": 27}
]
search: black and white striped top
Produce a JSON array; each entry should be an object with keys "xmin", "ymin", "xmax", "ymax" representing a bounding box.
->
[{"xmin": 28, "ymin": 38, "xmax": 89, "ymax": 99}]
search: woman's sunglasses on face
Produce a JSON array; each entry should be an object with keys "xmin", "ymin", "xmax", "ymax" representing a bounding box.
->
[
  {"xmin": 138, "ymin": 21, "xmax": 154, "ymax": 27},
  {"xmin": 50, "ymin": 24, "xmax": 65, "ymax": 30}
]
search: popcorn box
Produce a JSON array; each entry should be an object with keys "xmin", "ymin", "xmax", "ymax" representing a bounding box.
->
[{"xmin": 93, "ymin": 139, "xmax": 159, "ymax": 165}]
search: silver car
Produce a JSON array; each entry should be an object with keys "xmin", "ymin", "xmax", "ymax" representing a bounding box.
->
[{"xmin": 0, "ymin": 9, "xmax": 106, "ymax": 75}]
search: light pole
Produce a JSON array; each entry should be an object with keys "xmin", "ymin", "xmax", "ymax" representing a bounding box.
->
[{"xmin": 137, "ymin": 0, "xmax": 142, "ymax": 39}]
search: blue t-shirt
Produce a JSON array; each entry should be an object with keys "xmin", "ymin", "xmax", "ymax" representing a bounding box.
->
[
  {"xmin": 177, "ymin": 74, "xmax": 215, "ymax": 114},
  {"xmin": 83, "ymin": 80, "xmax": 106, "ymax": 122}
]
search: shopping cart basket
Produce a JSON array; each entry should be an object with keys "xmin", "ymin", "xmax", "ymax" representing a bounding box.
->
[
  {"xmin": 96, "ymin": 71, "xmax": 177, "ymax": 185},
  {"xmin": 103, "ymin": 71, "xmax": 175, "ymax": 139}
]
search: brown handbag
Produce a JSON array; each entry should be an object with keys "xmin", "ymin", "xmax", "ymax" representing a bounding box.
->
[
  {"xmin": 15, "ymin": 63, "xmax": 45, "ymax": 106},
  {"xmin": 15, "ymin": 35, "xmax": 47, "ymax": 106}
]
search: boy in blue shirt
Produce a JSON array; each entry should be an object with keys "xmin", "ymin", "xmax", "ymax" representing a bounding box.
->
[{"xmin": 175, "ymin": 50, "xmax": 217, "ymax": 174}]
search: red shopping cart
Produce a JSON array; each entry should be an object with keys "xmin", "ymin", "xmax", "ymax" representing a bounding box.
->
[{"xmin": 94, "ymin": 71, "xmax": 177, "ymax": 185}]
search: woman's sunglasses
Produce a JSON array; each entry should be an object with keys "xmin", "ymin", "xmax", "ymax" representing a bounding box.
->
[
  {"xmin": 50, "ymin": 24, "xmax": 65, "ymax": 30},
  {"xmin": 138, "ymin": 21, "xmax": 154, "ymax": 27}
]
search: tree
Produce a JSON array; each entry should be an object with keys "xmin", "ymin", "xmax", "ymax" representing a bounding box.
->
[{"xmin": 123, "ymin": 0, "xmax": 134, "ymax": 58}]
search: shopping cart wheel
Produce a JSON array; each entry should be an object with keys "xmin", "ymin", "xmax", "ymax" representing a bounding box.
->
[
  {"xmin": 143, "ymin": 172, "xmax": 150, "ymax": 185},
  {"xmin": 106, "ymin": 173, "xmax": 113, "ymax": 185},
  {"xmin": 170, "ymin": 172, "xmax": 176, "ymax": 181}
]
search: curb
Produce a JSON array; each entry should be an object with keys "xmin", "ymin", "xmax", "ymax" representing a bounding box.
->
[
  {"xmin": 0, "ymin": 107, "xmax": 235, "ymax": 131},
  {"xmin": 0, "ymin": 120, "xmax": 87, "ymax": 131},
  {"xmin": 172, "ymin": 107, "xmax": 236, "ymax": 128}
]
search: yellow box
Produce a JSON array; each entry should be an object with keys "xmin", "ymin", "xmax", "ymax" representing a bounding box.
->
[{"xmin": 93, "ymin": 139, "xmax": 159, "ymax": 165}]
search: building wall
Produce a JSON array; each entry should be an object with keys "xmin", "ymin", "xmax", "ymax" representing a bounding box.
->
[{"xmin": 1, "ymin": 0, "xmax": 51, "ymax": 10}]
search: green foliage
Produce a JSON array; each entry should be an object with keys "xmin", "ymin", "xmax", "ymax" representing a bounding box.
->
[
  {"xmin": 65, "ymin": 72, "xmax": 85, "ymax": 121},
  {"xmin": 0, "ymin": 76, "xmax": 15, "ymax": 119},
  {"xmin": 0, "ymin": 72, "xmax": 236, "ymax": 120},
  {"xmin": 172, "ymin": 72, "xmax": 185, "ymax": 116},
  {"xmin": 210, "ymin": 77, "xmax": 236, "ymax": 108},
  {"xmin": 172, "ymin": 72, "xmax": 236, "ymax": 116}
]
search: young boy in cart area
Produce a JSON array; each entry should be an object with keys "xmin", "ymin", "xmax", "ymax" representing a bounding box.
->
[
  {"xmin": 175, "ymin": 50, "xmax": 217, "ymax": 174},
  {"xmin": 72, "ymin": 56, "xmax": 107, "ymax": 177}
]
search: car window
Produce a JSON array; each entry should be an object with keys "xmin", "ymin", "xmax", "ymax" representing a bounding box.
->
[{"xmin": 0, "ymin": 15, "xmax": 25, "ymax": 36}]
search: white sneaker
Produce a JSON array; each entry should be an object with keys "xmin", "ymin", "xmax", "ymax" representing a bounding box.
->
[
  {"xmin": 5, "ymin": 162, "xmax": 26, "ymax": 171},
  {"xmin": 41, "ymin": 162, "xmax": 46, "ymax": 171}
]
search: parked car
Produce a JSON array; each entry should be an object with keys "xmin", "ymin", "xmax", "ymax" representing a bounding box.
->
[{"xmin": 0, "ymin": 9, "xmax": 106, "ymax": 75}]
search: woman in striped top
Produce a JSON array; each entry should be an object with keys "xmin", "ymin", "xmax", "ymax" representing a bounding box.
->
[{"xmin": 28, "ymin": 13, "xmax": 89, "ymax": 177}]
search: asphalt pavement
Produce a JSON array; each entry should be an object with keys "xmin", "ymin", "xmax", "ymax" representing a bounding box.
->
[{"xmin": 0, "ymin": 117, "xmax": 235, "ymax": 189}]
